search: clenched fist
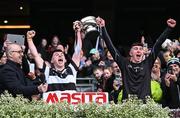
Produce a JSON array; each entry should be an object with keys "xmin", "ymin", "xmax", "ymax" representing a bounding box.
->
[
  {"xmin": 73, "ymin": 20, "xmax": 82, "ymax": 32},
  {"xmin": 27, "ymin": 30, "xmax": 36, "ymax": 39},
  {"xmin": 167, "ymin": 18, "xmax": 176, "ymax": 28},
  {"xmin": 96, "ymin": 16, "xmax": 105, "ymax": 27}
]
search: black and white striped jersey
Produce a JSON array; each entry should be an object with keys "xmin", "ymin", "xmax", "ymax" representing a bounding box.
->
[{"xmin": 43, "ymin": 63, "xmax": 77, "ymax": 92}]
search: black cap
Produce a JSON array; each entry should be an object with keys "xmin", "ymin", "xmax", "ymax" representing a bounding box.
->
[{"xmin": 167, "ymin": 57, "xmax": 180, "ymax": 67}]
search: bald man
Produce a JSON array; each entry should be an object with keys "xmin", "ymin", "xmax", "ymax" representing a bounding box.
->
[{"xmin": 0, "ymin": 43, "xmax": 48, "ymax": 100}]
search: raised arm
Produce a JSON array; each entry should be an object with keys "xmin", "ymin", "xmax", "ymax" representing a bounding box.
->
[
  {"xmin": 71, "ymin": 21, "xmax": 83, "ymax": 67},
  {"xmin": 96, "ymin": 17, "xmax": 125, "ymax": 64},
  {"xmin": 26, "ymin": 30, "xmax": 44, "ymax": 69},
  {"xmin": 150, "ymin": 18, "xmax": 176, "ymax": 59}
]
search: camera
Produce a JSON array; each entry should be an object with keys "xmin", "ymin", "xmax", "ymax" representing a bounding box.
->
[
  {"xmin": 167, "ymin": 66, "xmax": 173, "ymax": 74},
  {"xmin": 115, "ymin": 74, "xmax": 123, "ymax": 86},
  {"xmin": 113, "ymin": 79, "xmax": 121, "ymax": 89}
]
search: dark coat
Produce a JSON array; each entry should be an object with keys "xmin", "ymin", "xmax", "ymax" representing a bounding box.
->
[
  {"xmin": 0, "ymin": 60, "xmax": 39, "ymax": 99},
  {"xmin": 161, "ymin": 72, "xmax": 180, "ymax": 109}
]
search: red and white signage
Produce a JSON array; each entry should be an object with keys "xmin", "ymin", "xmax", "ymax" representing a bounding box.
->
[{"xmin": 43, "ymin": 91, "xmax": 109, "ymax": 104}]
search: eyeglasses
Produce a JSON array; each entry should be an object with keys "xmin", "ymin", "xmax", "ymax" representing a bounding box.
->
[{"xmin": 11, "ymin": 50, "xmax": 24, "ymax": 54}]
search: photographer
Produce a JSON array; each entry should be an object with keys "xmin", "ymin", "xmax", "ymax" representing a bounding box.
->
[{"xmin": 161, "ymin": 57, "xmax": 180, "ymax": 109}]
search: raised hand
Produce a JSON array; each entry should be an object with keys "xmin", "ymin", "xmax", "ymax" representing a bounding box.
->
[
  {"xmin": 73, "ymin": 20, "xmax": 82, "ymax": 32},
  {"xmin": 167, "ymin": 18, "xmax": 176, "ymax": 28},
  {"xmin": 164, "ymin": 73, "xmax": 171, "ymax": 87},
  {"xmin": 64, "ymin": 44, "xmax": 69, "ymax": 54},
  {"xmin": 96, "ymin": 16, "xmax": 105, "ymax": 27},
  {"xmin": 27, "ymin": 30, "xmax": 36, "ymax": 40}
]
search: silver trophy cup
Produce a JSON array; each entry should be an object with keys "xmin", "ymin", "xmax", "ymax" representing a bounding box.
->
[{"xmin": 80, "ymin": 16, "xmax": 100, "ymax": 40}]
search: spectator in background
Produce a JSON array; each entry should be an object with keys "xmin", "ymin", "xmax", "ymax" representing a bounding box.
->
[
  {"xmin": 56, "ymin": 44, "xmax": 65, "ymax": 52},
  {"xmin": 90, "ymin": 48, "xmax": 106, "ymax": 68},
  {"xmin": 80, "ymin": 48, "xmax": 104, "ymax": 77},
  {"xmin": 111, "ymin": 61, "xmax": 123, "ymax": 87},
  {"xmin": 158, "ymin": 49, "xmax": 173, "ymax": 73},
  {"xmin": 48, "ymin": 35, "xmax": 61, "ymax": 54},
  {"xmin": 111, "ymin": 61, "xmax": 121, "ymax": 76},
  {"xmin": 174, "ymin": 49, "xmax": 180, "ymax": 58},
  {"xmin": 0, "ymin": 43, "xmax": 48, "ymax": 100},
  {"xmin": 104, "ymin": 50, "xmax": 114, "ymax": 66},
  {"xmin": 161, "ymin": 57, "xmax": 180, "ymax": 109},
  {"xmin": 110, "ymin": 61, "xmax": 123, "ymax": 103},
  {"xmin": 151, "ymin": 57, "xmax": 163, "ymax": 103},
  {"xmin": 151, "ymin": 57, "xmax": 162, "ymax": 83},
  {"xmin": 159, "ymin": 38, "xmax": 179, "ymax": 72},
  {"xmin": 163, "ymin": 49, "xmax": 173, "ymax": 63},
  {"xmin": 96, "ymin": 17, "xmax": 176, "ymax": 101},
  {"xmin": 110, "ymin": 78, "xmax": 122, "ymax": 104},
  {"xmin": 89, "ymin": 48, "xmax": 101, "ymax": 62},
  {"xmin": 172, "ymin": 39, "xmax": 180, "ymax": 58},
  {"xmin": 93, "ymin": 67, "xmax": 104, "ymax": 92},
  {"xmin": 37, "ymin": 38, "xmax": 50, "ymax": 61},
  {"xmin": 103, "ymin": 66, "xmax": 115, "ymax": 101}
]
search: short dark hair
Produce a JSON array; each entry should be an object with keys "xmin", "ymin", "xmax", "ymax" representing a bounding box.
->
[
  {"xmin": 51, "ymin": 49, "xmax": 64, "ymax": 59},
  {"xmin": 130, "ymin": 42, "xmax": 143, "ymax": 48},
  {"xmin": 52, "ymin": 49, "xmax": 63, "ymax": 54}
]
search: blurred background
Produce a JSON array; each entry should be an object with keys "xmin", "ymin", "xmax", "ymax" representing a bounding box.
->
[{"xmin": 0, "ymin": 0, "xmax": 179, "ymax": 49}]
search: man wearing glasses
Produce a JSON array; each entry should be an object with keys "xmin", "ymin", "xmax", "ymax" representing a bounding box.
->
[{"xmin": 0, "ymin": 43, "xmax": 48, "ymax": 100}]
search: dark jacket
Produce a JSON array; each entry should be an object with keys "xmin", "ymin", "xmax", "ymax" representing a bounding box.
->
[
  {"xmin": 0, "ymin": 60, "xmax": 39, "ymax": 99},
  {"xmin": 161, "ymin": 72, "xmax": 180, "ymax": 109}
]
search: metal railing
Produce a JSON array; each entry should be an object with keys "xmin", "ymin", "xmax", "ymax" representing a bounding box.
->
[{"xmin": 76, "ymin": 78, "xmax": 96, "ymax": 92}]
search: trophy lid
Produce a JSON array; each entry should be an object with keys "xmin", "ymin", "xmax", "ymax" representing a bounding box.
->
[{"xmin": 80, "ymin": 16, "xmax": 96, "ymax": 24}]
